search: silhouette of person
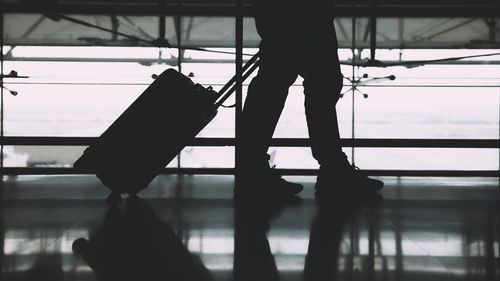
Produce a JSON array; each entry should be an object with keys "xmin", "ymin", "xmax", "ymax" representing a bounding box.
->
[
  {"xmin": 239, "ymin": 0, "xmax": 383, "ymax": 195},
  {"xmin": 304, "ymin": 192, "xmax": 382, "ymax": 281},
  {"xmin": 233, "ymin": 195, "xmax": 301, "ymax": 281}
]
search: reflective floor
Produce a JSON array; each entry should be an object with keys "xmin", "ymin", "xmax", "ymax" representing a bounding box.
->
[{"xmin": 0, "ymin": 175, "xmax": 499, "ymax": 281}]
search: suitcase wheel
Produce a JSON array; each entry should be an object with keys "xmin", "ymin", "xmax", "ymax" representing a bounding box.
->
[
  {"xmin": 72, "ymin": 238, "xmax": 89, "ymax": 255},
  {"xmin": 106, "ymin": 193, "xmax": 122, "ymax": 206}
]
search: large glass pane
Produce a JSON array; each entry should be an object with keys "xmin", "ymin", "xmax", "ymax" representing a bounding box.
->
[
  {"xmin": 265, "ymin": 147, "xmax": 498, "ymax": 171},
  {"xmin": 179, "ymin": 147, "xmax": 234, "ymax": 168},
  {"xmin": 180, "ymin": 48, "xmax": 237, "ymax": 138},
  {"xmin": 3, "ymin": 53, "xmax": 172, "ymax": 136},
  {"xmin": 354, "ymin": 148, "xmax": 499, "ymax": 171},
  {"xmin": 354, "ymin": 51, "xmax": 500, "ymax": 139},
  {"xmin": 4, "ymin": 14, "xmax": 174, "ymax": 47},
  {"xmin": 3, "ymin": 146, "xmax": 85, "ymax": 167},
  {"xmin": 354, "ymin": 86, "xmax": 499, "ymax": 139},
  {"xmin": 2, "ymin": 146, "xmax": 180, "ymax": 168},
  {"xmin": 180, "ymin": 16, "xmax": 235, "ymax": 48}
]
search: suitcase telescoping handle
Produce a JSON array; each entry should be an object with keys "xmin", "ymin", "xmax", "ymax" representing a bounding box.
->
[{"xmin": 214, "ymin": 52, "xmax": 260, "ymax": 108}]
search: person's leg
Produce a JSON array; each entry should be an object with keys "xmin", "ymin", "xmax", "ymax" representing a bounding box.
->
[
  {"xmin": 303, "ymin": 70, "xmax": 344, "ymax": 166},
  {"xmin": 300, "ymin": 23, "xmax": 383, "ymax": 193},
  {"xmin": 240, "ymin": 44, "xmax": 298, "ymax": 169},
  {"xmin": 238, "ymin": 40, "xmax": 303, "ymax": 195},
  {"xmin": 300, "ymin": 25, "xmax": 345, "ymax": 167}
]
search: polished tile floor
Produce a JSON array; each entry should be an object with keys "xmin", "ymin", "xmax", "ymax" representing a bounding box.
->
[{"xmin": 0, "ymin": 175, "xmax": 499, "ymax": 281}]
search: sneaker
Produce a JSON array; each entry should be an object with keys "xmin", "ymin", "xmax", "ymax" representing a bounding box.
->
[
  {"xmin": 315, "ymin": 163, "xmax": 383, "ymax": 195},
  {"xmin": 236, "ymin": 164, "xmax": 303, "ymax": 198}
]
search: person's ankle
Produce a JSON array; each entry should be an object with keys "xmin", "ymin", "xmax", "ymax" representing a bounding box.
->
[{"xmin": 319, "ymin": 153, "xmax": 352, "ymax": 170}]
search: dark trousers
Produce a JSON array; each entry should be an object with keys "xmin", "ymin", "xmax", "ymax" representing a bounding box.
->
[{"xmin": 241, "ymin": 15, "xmax": 345, "ymax": 167}]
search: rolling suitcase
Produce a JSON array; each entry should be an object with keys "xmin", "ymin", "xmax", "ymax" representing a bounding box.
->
[{"xmin": 74, "ymin": 53, "xmax": 259, "ymax": 201}]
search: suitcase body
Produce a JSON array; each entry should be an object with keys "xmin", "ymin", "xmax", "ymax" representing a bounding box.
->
[{"xmin": 74, "ymin": 69, "xmax": 219, "ymax": 194}]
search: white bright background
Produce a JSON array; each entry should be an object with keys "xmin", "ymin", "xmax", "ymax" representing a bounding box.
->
[{"xmin": 2, "ymin": 46, "xmax": 499, "ymax": 170}]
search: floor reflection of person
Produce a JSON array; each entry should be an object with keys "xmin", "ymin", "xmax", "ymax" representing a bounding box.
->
[
  {"xmin": 304, "ymin": 194, "xmax": 382, "ymax": 281},
  {"xmin": 304, "ymin": 203, "xmax": 348, "ymax": 281},
  {"xmin": 234, "ymin": 197, "xmax": 300, "ymax": 281},
  {"xmin": 239, "ymin": 0, "xmax": 383, "ymax": 196}
]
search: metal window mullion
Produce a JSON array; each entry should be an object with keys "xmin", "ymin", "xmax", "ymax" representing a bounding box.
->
[
  {"xmin": 0, "ymin": 167, "xmax": 498, "ymax": 177},
  {"xmin": 351, "ymin": 3, "xmax": 357, "ymax": 164},
  {"xmin": 1, "ymin": 11, "xmax": 4, "ymax": 169},
  {"xmin": 234, "ymin": 1, "xmax": 243, "ymax": 176},
  {"xmin": 175, "ymin": 14, "xmax": 183, "ymax": 169},
  {"xmin": 0, "ymin": 11, "xmax": 5, "ymax": 279},
  {"xmin": 1, "ymin": 137, "xmax": 499, "ymax": 148}
]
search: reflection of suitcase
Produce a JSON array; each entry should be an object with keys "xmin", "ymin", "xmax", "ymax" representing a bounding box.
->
[
  {"xmin": 72, "ymin": 196, "xmax": 213, "ymax": 281},
  {"xmin": 74, "ymin": 54, "xmax": 259, "ymax": 197}
]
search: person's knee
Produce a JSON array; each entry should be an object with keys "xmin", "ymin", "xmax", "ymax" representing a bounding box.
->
[
  {"xmin": 254, "ymin": 66, "xmax": 298, "ymax": 89},
  {"xmin": 276, "ymin": 70, "xmax": 299, "ymax": 88},
  {"xmin": 245, "ymin": 67, "xmax": 297, "ymax": 112},
  {"xmin": 303, "ymin": 73, "xmax": 344, "ymax": 106}
]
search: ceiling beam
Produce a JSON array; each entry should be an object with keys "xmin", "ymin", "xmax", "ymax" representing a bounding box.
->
[
  {"xmin": 2, "ymin": 3, "xmax": 500, "ymax": 17},
  {"xmin": 3, "ymin": 56, "xmax": 500, "ymax": 66}
]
